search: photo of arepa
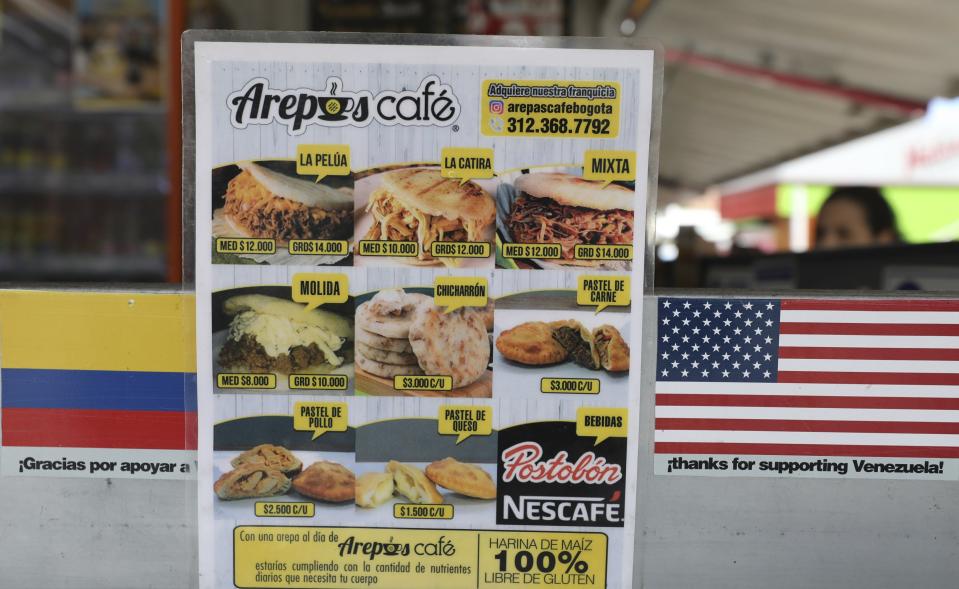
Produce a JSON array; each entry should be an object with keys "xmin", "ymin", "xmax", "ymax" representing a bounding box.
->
[
  {"xmin": 353, "ymin": 287, "xmax": 492, "ymax": 397},
  {"xmin": 212, "ymin": 287, "xmax": 354, "ymax": 394},
  {"xmin": 495, "ymin": 168, "xmax": 634, "ymax": 270},
  {"xmin": 354, "ymin": 166, "xmax": 497, "ymax": 269},
  {"xmin": 211, "ymin": 160, "xmax": 354, "ymax": 265}
]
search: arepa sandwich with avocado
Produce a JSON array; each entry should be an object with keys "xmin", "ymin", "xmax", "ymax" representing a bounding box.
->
[
  {"xmin": 362, "ymin": 167, "xmax": 495, "ymax": 266},
  {"xmin": 223, "ymin": 161, "xmax": 353, "ymax": 245},
  {"xmin": 508, "ymin": 172, "xmax": 633, "ymax": 266},
  {"xmin": 217, "ymin": 294, "xmax": 353, "ymax": 373}
]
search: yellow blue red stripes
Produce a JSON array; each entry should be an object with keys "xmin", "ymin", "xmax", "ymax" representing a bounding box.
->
[
  {"xmin": 0, "ymin": 290, "xmax": 196, "ymax": 372},
  {"xmin": 0, "ymin": 290, "xmax": 197, "ymax": 450}
]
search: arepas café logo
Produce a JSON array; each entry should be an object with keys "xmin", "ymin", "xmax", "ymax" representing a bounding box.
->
[
  {"xmin": 228, "ymin": 75, "xmax": 460, "ymax": 135},
  {"xmin": 497, "ymin": 421, "xmax": 627, "ymax": 528}
]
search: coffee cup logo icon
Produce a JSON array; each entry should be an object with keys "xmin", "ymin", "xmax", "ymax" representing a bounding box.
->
[{"xmin": 319, "ymin": 97, "xmax": 354, "ymax": 120}]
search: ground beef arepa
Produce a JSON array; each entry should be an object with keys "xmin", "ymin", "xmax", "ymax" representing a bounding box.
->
[
  {"xmin": 223, "ymin": 161, "xmax": 353, "ymax": 245},
  {"xmin": 218, "ymin": 294, "xmax": 353, "ymax": 373}
]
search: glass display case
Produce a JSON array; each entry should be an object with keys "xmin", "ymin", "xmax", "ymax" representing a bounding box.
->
[{"xmin": 0, "ymin": 0, "xmax": 168, "ymax": 281}]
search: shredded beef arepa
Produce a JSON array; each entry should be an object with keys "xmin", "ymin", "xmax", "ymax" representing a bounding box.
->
[{"xmin": 507, "ymin": 193, "xmax": 633, "ymax": 261}]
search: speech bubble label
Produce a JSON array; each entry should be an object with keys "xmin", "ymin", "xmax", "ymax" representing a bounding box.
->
[
  {"xmin": 433, "ymin": 276, "xmax": 488, "ymax": 313},
  {"xmin": 582, "ymin": 149, "xmax": 636, "ymax": 188},
  {"xmin": 440, "ymin": 147, "xmax": 494, "ymax": 184},
  {"xmin": 438, "ymin": 405, "xmax": 493, "ymax": 444},
  {"xmin": 291, "ymin": 272, "xmax": 349, "ymax": 312},
  {"xmin": 296, "ymin": 144, "xmax": 351, "ymax": 182},
  {"xmin": 576, "ymin": 274, "xmax": 631, "ymax": 313},
  {"xmin": 293, "ymin": 402, "xmax": 348, "ymax": 440},
  {"xmin": 576, "ymin": 407, "xmax": 628, "ymax": 446}
]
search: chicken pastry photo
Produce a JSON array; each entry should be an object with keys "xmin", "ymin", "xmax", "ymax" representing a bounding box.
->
[
  {"xmin": 292, "ymin": 461, "xmax": 355, "ymax": 503},
  {"xmin": 231, "ymin": 444, "xmax": 302, "ymax": 476},
  {"xmin": 214, "ymin": 464, "xmax": 290, "ymax": 500}
]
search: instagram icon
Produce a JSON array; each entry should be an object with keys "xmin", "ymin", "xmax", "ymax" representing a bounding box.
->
[{"xmin": 489, "ymin": 100, "xmax": 504, "ymax": 115}]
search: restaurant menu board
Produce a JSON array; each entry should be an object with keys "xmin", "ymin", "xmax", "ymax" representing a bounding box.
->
[{"xmin": 191, "ymin": 35, "xmax": 657, "ymax": 589}]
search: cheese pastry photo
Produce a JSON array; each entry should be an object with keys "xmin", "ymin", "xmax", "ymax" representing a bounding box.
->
[
  {"xmin": 355, "ymin": 472, "xmax": 395, "ymax": 508},
  {"xmin": 425, "ymin": 457, "xmax": 496, "ymax": 500},
  {"xmin": 387, "ymin": 460, "xmax": 443, "ymax": 505}
]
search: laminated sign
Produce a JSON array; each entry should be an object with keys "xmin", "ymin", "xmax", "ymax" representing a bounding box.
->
[
  {"xmin": 0, "ymin": 291, "xmax": 197, "ymax": 480},
  {"xmin": 188, "ymin": 32, "xmax": 658, "ymax": 589},
  {"xmin": 654, "ymin": 297, "xmax": 959, "ymax": 481}
]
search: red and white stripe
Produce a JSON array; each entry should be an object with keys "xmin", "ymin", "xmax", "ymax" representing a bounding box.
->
[
  {"xmin": 656, "ymin": 299, "xmax": 959, "ymax": 459},
  {"xmin": 777, "ymin": 299, "xmax": 959, "ymax": 386}
]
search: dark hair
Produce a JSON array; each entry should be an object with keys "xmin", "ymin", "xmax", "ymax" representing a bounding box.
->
[{"xmin": 821, "ymin": 186, "xmax": 900, "ymax": 241}]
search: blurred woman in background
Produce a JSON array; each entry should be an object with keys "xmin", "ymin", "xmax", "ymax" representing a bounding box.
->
[{"xmin": 814, "ymin": 186, "xmax": 901, "ymax": 250}]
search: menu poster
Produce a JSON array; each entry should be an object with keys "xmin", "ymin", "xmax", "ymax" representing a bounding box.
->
[{"xmin": 190, "ymin": 33, "xmax": 658, "ymax": 589}]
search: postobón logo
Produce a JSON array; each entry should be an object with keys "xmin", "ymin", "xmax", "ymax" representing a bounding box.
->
[
  {"xmin": 228, "ymin": 75, "xmax": 460, "ymax": 135},
  {"xmin": 496, "ymin": 421, "xmax": 626, "ymax": 528}
]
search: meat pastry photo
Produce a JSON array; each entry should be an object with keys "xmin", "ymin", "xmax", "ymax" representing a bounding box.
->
[
  {"xmin": 593, "ymin": 325, "xmax": 630, "ymax": 372},
  {"xmin": 550, "ymin": 320, "xmax": 601, "ymax": 370},
  {"xmin": 495, "ymin": 319, "xmax": 629, "ymax": 375}
]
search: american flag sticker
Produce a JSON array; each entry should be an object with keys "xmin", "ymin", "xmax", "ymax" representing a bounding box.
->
[{"xmin": 654, "ymin": 297, "xmax": 959, "ymax": 480}]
